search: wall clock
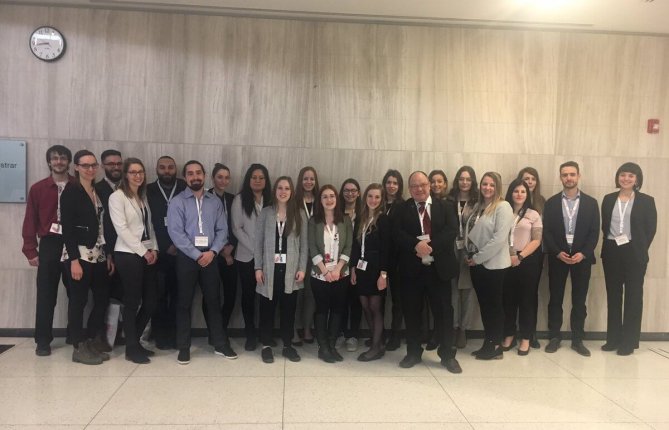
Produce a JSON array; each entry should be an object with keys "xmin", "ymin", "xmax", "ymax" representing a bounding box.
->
[{"xmin": 30, "ymin": 26, "xmax": 66, "ymax": 62}]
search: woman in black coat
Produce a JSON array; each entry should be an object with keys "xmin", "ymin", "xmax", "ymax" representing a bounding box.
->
[{"xmin": 600, "ymin": 162, "xmax": 657, "ymax": 356}]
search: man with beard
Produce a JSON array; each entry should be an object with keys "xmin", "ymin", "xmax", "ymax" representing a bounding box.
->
[
  {"xmin": 146, "ymin": 156, "xmax": 186, "ymax": 349},
  {"xmin": 543, "ymin": 161, "xmax": 600, "ymax": 357},
  {"xmin": 22, "ymin": 145, "xmax": 75, "ymax": 356},
  {"xmin": 92, "ymin": 149, "xmax": 123, "ymax": 352},
  {"xmin": 167, "ymin": 160, "xmax": 236, "ymax": 364}
]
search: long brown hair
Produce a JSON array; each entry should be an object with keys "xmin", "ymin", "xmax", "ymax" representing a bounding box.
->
[
  {"xmin": 295, "ymin": 166, "xmax": 320, "ymax": 207},
  {"xmin": 118, "ymin": 157, "xmax": 147, "ymax": 200},
  {"xmin": 358, "ymin": 183, "xmax": 384, "ymax": 241},
  {"xmin": 272, "ymin": 176, "xmax": 302, "ymax": 237},
  {"xmin": 313, "ymin": 184, "xmax": 344, "ymax": 225}
]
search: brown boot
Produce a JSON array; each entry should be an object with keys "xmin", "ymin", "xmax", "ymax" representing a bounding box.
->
[{"xmin": 72, "ymin": 340, "xmax": 103, "ymax": 365}]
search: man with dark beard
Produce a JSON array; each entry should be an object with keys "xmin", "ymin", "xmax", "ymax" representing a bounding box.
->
[
  {"xmin": 167, "ymin": 160, "xmax": 236, "ymax": 364},
  {"xmin": 146, "ymin": 156, "xmax": 186, "ymax": 349}
]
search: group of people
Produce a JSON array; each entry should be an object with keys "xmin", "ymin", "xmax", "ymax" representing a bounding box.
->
[{"xmin": 22, "ymin": 144, "xmax": 657, "ymax": 373}]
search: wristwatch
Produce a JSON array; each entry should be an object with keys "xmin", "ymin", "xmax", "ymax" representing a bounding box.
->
[{"xmin": 516, "ymin": 251, "xmax": 524, "ymax": 262}]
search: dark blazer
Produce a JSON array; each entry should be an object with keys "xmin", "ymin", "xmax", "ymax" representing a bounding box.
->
[
  {"xmin": 146, "ymin": 179, "xmax": 187, "ymax": 252},
  {"xmin": 600, "ymin": 191, "xmax": 657, "ymax": 265},
  {"xmin": 95, "ymin": 179, "xmax": 117, "ymax": 255},
  {"xmin": 393, "ymin": 197, "xmax": 458, "ymax": 282},
  {"xmin": 543, "ymin": 190, "xmax": 600, "ymax": 263},
  {"xmin": 351, "ymin": 213, "xmax": 390, "ymax": 274},
  {"xmin": 208, "ymin": 189, "xmax": 238, "ymax": 249},
  {"xmin": 60, "ymin": 184, "xmax": 102, "ymax": 262}
]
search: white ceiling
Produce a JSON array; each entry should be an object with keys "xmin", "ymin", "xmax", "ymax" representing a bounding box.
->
[{"xmin": 6, "ymin": 0, "xmax": 669, "ymax": 35}]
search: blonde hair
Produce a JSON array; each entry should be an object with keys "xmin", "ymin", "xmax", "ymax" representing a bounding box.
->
[
  {"xmin": 479, "ymin": 171, "xmax": 504, "ymax": 216},
  {"xmin": 358, "ymin": 183, "xmax": 384, "ymax": 241}
]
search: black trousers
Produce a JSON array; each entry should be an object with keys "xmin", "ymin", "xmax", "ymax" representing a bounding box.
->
[
  {"xmin": 471, "ymin": 265, "xmax": 506, "ymax": 345},
  {"xmin": 342, "ymin": 276, "xmax": 362, "ymax": 338},
  {"xmin": 175, "ymin": 252, "xmax": 227, "ymax": 349},
  {"xmin": 311, "ymin": 277, "xmax": 348, "ymax": 316},
  {"xmin": 547, "ymin": 256, "xmax": 592, "ymax": 342},
  {"xmin": 152, "ymin": 251, "xmax": 178, "ymax": 344},
  {"xmin": 388, "ymin": 265, "xmax": 403, "ymax": 334},
  {"xmin": 503, "ymin": 252, "xmax": 541, "ymax": 339},
  {"xmin": 258, "ymin": 265, "xmax": 297, "ymax": 347},
  {"xmin": 65, "ymin": 259, "xmax": 110, "ymax": 347},
  {"xmin": 400, "ymin": 265, "xmax": 455, "ymax": 359},
  {"xmin": 602, "ymin": 240, "xmax": 646, "ymax": 349},
  {"xmin": 237, "ymin": 260, "xmax": 257, "ymax": 338},
  {"xmin": 34, "ymin": 235, "xmax": 69, "ymax": 347},
  {"xmin": 201, "ymin": 256, "xmax": 238, "ymax": 339},
  {"xmin": 115, "ymin": 252, "xmax": 158, "ymax": 349}
]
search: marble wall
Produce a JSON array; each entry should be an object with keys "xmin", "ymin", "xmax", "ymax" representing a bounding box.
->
[{"xmin": 1, "ymin": 4, "xmax": 667, "ymax": 333}]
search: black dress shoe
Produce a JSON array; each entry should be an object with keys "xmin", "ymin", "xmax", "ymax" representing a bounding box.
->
[
  {"xmin": 357, "ymin": 349, "xmax": 385, "ymax": 362},
  {"xmin": 137, "ymin": 344, "xmax": 155, "ymax": 357},
  {"xmin": 601, "ymin": 342, "xmax": 619, "ymax": 352},
  {"xmin": 571, "ymin": 342, "xmax": 591, "ymax": 357},
  {"xmin": 501, "ymin": 339, "xmax": 517, "ymax": 352},
  {"xmin": 245, "ymin": 337, "xmax": 257, "ymax": 351},
  {"xmin": 330, "ymin": 347, "xmax": 343, "ymax": 362},
  {"xmin": 35, "ymin": 345, "xmax": 51, "ymax": 357},
  {"xmin": 261, "ymin": 346, "xmax": 274, "ymax": 363},
  {"xmin": 441, "ymin": 358, "xmax": 462, "ymax": 374},
  {"xmin": 617, "ymin": 346, "xmax": 634, "ymax": 356},
  {"xmin": 476, "ymin": 346, "xmax": 503, "ymax": 360},
  {"xmin": 318, "ymin": 347, "xmax": 336, "ymax": 363},
  {"xmin": 125, "ymin": 351, "xmax": 150, "ymax": 364},
  {"xmin": 399, "ymin": 355, "xmax": 422, "ymax": 368},
  {"xmin": 282, "ymin": 346, "xmax": 301, "ymax": 362},
  {"xmin": 385, "ymin": 336, "xmax": 401, "ymax": 351},
  {"xmin": 530, "ymin": 339, "xmax": 541, "ymax": 349},
  {"xmin": 544, "ymin": 338, "xmax": 561, "ymax": 353}
]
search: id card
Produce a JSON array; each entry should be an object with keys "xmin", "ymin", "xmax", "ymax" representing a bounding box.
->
[
  {"xmin": 164, "ymin": 217, "xmax": 168, "ymax": 227},
  {"xmin": 50, "ymin": 223, "xmax": 62, "ymax": 235},
  {"xmin": 194, "ymin": 235, "xmax": 209, "ymax": 247},
  {"xmin": 417, "ymin": 234, "xmax": 430, "ymax": 241},
  {"xmin": 356, "ymin": 260, "xmax": 368, "ymax": 271},
  {"xmin": 455, "ymin": 239, "xmax": 465, "ymax": 250},
  {"xmin": 274, "ymin": 253, "xmax": 287, "ymax": 264},
  {"xmin": 566, "ymin": 234, "xmax": 574, "ymax": 245},
  {"xmin": 614, "ymin": 234, "xmax": 630, "ymax": 246}
]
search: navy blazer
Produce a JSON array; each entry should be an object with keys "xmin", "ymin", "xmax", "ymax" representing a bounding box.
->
[
  {"xmin": 600, "ymin": 191, "xmax": 657, "ymax": 265},
  {"xmin": 542, "ymin": 190, "xmax": 600, "ymax": 264},
  {"xmin": 393, "ymin": 197, "xmax": 459, "ymax": 282}
]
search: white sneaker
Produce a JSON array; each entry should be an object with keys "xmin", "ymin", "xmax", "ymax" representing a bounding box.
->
[{"xmin": 346, "ymin": 337, "xmax": 358, "ymax": 352}]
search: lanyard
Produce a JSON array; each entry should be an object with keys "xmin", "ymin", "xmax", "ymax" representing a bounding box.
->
[
  {"xmin": 509, "ymin": 215, "xmax": 521, "ymax": 248},
  {"xmin": 303, "ymin": 199, "xmax": 313, "ymax": 218},
  {"xmin": 56, "ymin": 182, "xmax": 65, "ymax": 223},
  {"xmin": 616, "ymin": 193, "xmax": 633, "ymax": 234},
  {"xmin": 195, "ymin": 195, "xmax": 204, "ymax": 235},
  {"xmin": 277, "ymin": 219, "xmax": 286, "ymax": 253},
  {"xmin": 360, "ymin": 219, "xmax": 372, "ymax": 259},
  {"xmin": 417, "ymin": 202, "xmax": 429, "ymax": 235},
  {"xmin": 325, "ymin": 223, "xmax": 337, "ymax": 262},
  {"xmin": 158, "ymin": 183, "xmax": 176, "ymax": 204},
  {"xmin": 457, "ymin": 201, "xmax": 466, "ymax": 238},
  {"xmin": 562, "ymin": 196, "xmax": 579, "ymax": 234}
]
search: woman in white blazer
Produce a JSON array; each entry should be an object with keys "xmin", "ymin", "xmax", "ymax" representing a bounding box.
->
[{"xmin": 109, "ymin": 158, "xmax": 159, "ymax": 364}]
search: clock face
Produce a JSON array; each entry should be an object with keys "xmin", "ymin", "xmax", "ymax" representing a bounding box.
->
[{"xmin": 30, "ymin": 26, "xmax": 66, "ymax": 62}]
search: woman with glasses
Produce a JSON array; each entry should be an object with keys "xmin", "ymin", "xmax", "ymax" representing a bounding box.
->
[
  {"xmin": 446, "ymin": 166, "xmax": 479, "ymax": 349},
  {"xmin": 464, "ymin": 172, "xmax": 514, "ymax": 360},
  {"xmin": 339, "ymin": 179, "xmax": 363, "ymax": 352},
  {"xmin": 60, "ymin": 150, "xmax": 111, "ymax": 365},
  {"xmin": 309, "ymin": 185, "xmax": 353, "ymax": 363},
  {"xmin": 232, "ymin": 163, "xmax": 272, "ymax": 351},
  {"xmin": 293, "ymin": 166, "xmax": 320, "ymax": 345},
  {"xmin": 254, "ymin": 177, "xmax": 308, "ymax": 363},
  {"xmin": 109, "ymin": 158, "xmax": 159, "ymax": 363}
]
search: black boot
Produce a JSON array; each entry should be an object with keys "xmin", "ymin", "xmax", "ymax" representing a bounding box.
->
[
  {"xmin": 328, "ymin": 313, "xmax": 344, "ymax": 362},
  {"xmin": 315, "ymin": 314, "xmax": 335, "ymax": 363}
]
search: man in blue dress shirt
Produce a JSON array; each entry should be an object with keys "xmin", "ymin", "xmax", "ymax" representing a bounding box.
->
[{"xmin": 167, "ymin": 160, "xmax": 237, "ymax": 364}]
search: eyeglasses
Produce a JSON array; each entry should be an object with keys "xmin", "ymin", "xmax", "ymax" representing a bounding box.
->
[
  {"xmin": 343, "ymin": 189, "xmax": 359, "ymax": 194},
  {"xmin": 128, "ymin": 170, "xmax": 145, "ymax": 177},
  {"xmin": 104, "ymin": 162, "xmax": 123, "ymax": 168},
  {"xmin": 409, "ymin": 183, "xmax": 429, "ymax": 190},
  {"xmin": 77, "ymin": 163, "xmax": 99, "ymax": 170}
]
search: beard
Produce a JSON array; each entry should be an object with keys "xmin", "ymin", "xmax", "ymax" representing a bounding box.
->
[
  {"xmin": 106, "ymin": 170, "xmax": 122, "ymax": 182},
  {"xmin": 188, "ymin": 182, "xmax": 204, "ymax": 192},
  {"xmin": 158, "ymin": 173, "xmax": 176, "ymax": 186}
]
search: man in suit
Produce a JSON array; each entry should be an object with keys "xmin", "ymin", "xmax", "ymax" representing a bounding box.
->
[
  {"xmin": 146, "ymin": 155, "xmax": 187, "ymax": 349},
  {"xmin": 93, "ymin": 149, "xmax": 123, "ymax": 351},
  {"xmin": 393, "ymin": 171, "xmax": 461, "ymax": 373},
  {"xmin": 543, "ymin": 161, "xmax": 600, "ymax": 357}
]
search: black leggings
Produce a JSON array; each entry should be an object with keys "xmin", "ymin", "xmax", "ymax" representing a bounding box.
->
[
  {"xmin": 471, "ymin": 265, "xmax": 507, "ymax": 345},
  {"xmin": 66, "ymin": 260, "xmax": 110, "ymax": 347},
  {"xmin": 502, "ymin": 252, "xmax": 541, "ymax": 340},
  {"xmin": 258, "ymin": 265, "xmax": 298, "ymax": 347},
  {"xmin": 237, "ymin": 260, "xmax": 257, "ymax": 338}
]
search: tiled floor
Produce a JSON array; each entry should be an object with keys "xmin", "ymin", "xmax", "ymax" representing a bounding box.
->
[{"xmin": 0, "ymin": 336, "xmax": 668, "ymax": 429}]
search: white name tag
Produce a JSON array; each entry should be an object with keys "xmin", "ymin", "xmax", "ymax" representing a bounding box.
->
[
  {"xmin": 455, "ymin": 239, "xmax": 465, "ymax": 250},
  {"xmin": 274, "ymin": 253, "xmax": 287, "ymax": 264},
  {"xmin": 142, "ymin": 240, "xmax": 153, "ymax": 249},
  {"xmin": 164, "ymin": 217, "xmax": 168, "ymax": 227},
  {"xmin": 356, "ymin": 260, "xmax": 368, "ymax": 271},
  {"xmin": 614, "ymin": 234, "xmax": 630, "ymax": 246},
  {"xmin": 566, "ymin": 234, "xmax": 574, "ymax": 245},
  {"xmin": 50, "ymin": 223, "xmax": 62, "ymax": 235},
  {"xmin": 417, "ymin": 234, "xmax": 430, "ymax": 241},
  {"xmin": 194, "ymin": 235, "xmax": 209, "ymax": 247}
]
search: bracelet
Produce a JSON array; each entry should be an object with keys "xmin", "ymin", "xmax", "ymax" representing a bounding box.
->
[{"xmin": 516, "ymin": 251, "xmax": 524, "ymax": 261}]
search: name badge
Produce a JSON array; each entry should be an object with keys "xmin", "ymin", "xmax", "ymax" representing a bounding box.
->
[
  {"xmin": 566, "ymin": 234, "xmax": 574, "ymax": 245},
  {"xmin": 50, "ymin": 223, "xmax": 62, "ymax": 235},
  {"xmin": 356, "ymin": 260, "xmax": 368, "ymax": 271},
  {"xmin": 142, "ymin": 240, "xmax": 153, "ymax": 250},
  {"xmin": 455, "ymin": 239, "xmax": 465, "ymax": 250},
  {"xmin": 417, "ymin": 234, "xmax": 430, "ymax": 241},
  {"xmin": 614, "ymin": 234, "xmax": 630, "ymax": 246},
  {"xmin": 164, "ymin": 217, "xmax": 168, "ymax": 227},
  {"xmin": 274, "ymin": 253, "xmax": 287, "ymax": 264},
  {"xmin": 194, "ymin": 235, "xmax": 209, "ymax": 247}
]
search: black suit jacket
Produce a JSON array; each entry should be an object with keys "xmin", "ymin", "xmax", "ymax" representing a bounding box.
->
[
  {"xmin": 95, "ymin": 179, "xmax": 117, "ymax": 255},
  {"xmin": 60, "ymin": 184, "xmax": 102, "ymax": 261},
  {"xmin": 600, "ymin": 191, "xmax": 657, "ymax": 265},
  {"xmin": 542, "ymin": 190, "xmax": 600, "ymax": 264},
  {"xmin": 208, "ymin": 188, "xmax": 238, "ymax": 249},
  {"xmin": 393, "ymin": 198, "xmax": 459, "ymax": 282},
  {"xmin": 146, "ymin": 179, "xmax": 187, "ymax": 252}
]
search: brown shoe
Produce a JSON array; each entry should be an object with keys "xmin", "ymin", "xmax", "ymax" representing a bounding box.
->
[
  {"xmin": 87, "ymin": 338, "xmax": 111, "ymax": 361},
  {"xmin": 72, "ymin": 340, "xmax": 103, "ymax": 365},
  {"xmin": 90, "ymin": 334, "xmax": 112, "ymax": 353}
]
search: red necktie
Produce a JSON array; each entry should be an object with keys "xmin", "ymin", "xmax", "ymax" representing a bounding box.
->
[{"xmin": 419, "ymin": 202, "xmax": 432, "ymax": 236}]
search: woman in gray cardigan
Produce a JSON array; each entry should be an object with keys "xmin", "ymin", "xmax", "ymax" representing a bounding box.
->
[
  {"xmin": 465, "ymin": 171, "xmax": 514, "ymax": 361},
  {"xmin": 309, "ymin": 184, "xmax": 353, "ymax": 363},
  {"xmin": 254, "ymin": 177, "xmax": 308, "ymax": 364}
]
